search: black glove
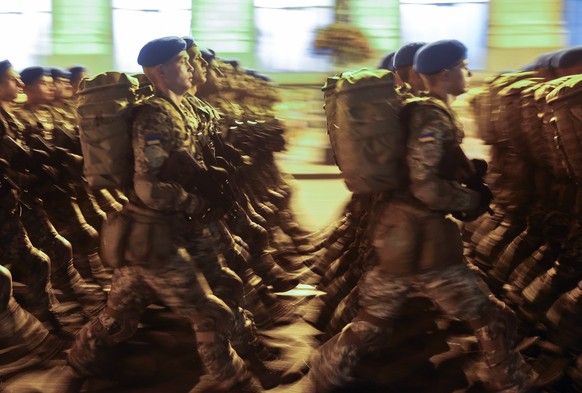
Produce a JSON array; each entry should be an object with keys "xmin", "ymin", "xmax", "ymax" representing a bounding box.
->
[
  {"xmin": 453, "ymin": 182, "xmax": 494, "ymax": 222},
  {"xmin": 471, "ymin": 158, "xmax": 488, "ymax": 179}
]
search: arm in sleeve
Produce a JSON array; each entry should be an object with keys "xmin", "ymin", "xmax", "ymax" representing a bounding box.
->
[
  {"xmin": 132, "ymin": 104, "xmax": 205, "ymax": 215},
  {"xmin": 406, "ymin": 106, "xmax": 479, "ymax": 212}
]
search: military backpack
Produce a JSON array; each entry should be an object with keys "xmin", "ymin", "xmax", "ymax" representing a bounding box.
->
[
  {"xmin": 77, "ymin": 72, "xmax": 152, "ymax": 190},
  {"xmin": 322, "ymin": 68, "xmax": 407, "ymax": 194}
]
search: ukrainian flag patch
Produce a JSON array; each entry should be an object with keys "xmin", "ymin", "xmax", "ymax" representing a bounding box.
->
[{"xmin": 419, "ymin": 132, "xmax": 436, "ymax": 143}]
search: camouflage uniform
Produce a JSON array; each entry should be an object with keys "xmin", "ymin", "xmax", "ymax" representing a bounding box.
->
[
  {"xmin": 68, "ymin": 95, "xmax": 246, "ymax": 384},
  {"xmin": 185, "ymin": 93, "xmax": 297, "ymax": 292},
  {"xmin": 0, "ymin": 187, "xmax": 58, "ymax": 326},
  {"xmin": 1, "ymin": 110, "xmax": 98, "ymax": 302},
  {"xmin": 14, "ymin": 104, "xmax": 110, "ymax": 289},
  {"xmin": 310, "ymin": 97, "xmax": 534, "ymax": 392}
]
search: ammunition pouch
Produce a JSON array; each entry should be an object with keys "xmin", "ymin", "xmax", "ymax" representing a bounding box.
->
[{"xmin": 123, "ymin": 203, "xmax": 176, "ymax": 264}]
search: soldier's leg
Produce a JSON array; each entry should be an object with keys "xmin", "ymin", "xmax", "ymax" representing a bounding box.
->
[
  {"xmin": 421, "ymin": 264, "xmax": 536, "ymax": 391},
  {"xmin": 75, "ymin": 185, "xmax": 106, "ymax": 232},
  {"xmin": 309, "ymin": 267, "xmax": 411, "ymax": 392},
  {"xmin": 20, "ymin": 203, "xmax": 102, "ymax": 305},
  {"xmin": 144, "ymin": 251, "xmax": 247, "ymax": 389},
  {"xmin": 0, "ymin": 265, "xmax": 52, "ymax": 356},
  {"xmin": 0, "ymin": 215, "xmax": 62, "ymax": 327},
  {"xmin": 68, "ymin": 265, "xmax": 154, "ymax": 377},
  {"xmin": 43, "ymin": 194, "xmax": 110, "ymax": 288},
  {"xmin": 0, "ymin": 264, "xmax": 12, "ymax": 312}
]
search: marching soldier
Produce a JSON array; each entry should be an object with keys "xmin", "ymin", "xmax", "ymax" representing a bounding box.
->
[
  {"xmin": 68, "ymin": 36, "xmax": 258, "ymax": 393},
  {"xmin": 15, "ymin": 65, "xmax": 110, "ymax": 289},
  {"xmin": 308, "ymin": 40, "xmax": 537, "ymax": 393}
]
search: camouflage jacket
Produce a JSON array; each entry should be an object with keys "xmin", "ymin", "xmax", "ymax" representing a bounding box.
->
[
  {"xmin": 130, "ymin": 93, "xmax": 205, "ymax": 216},
  {"xmin": 403, "ymin": 96, "xmax": 479, "ymax": 214}
]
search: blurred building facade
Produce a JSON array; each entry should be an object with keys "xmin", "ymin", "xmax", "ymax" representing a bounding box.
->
[{"xmin": 0, "ymin": 0, "xmax": 580, "ymax": 77}]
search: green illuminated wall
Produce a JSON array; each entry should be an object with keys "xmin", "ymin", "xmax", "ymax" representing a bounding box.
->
[
  {"xmin": 48, "ymin": 0, "xmax": 114, "ymax": 71},
  {"xmin": 42, "ymin": 0, "xmax": 572, "ymax": 76},
  {"xmin": 487, "ymin": 0, "xmax": 565, "ymax": 70}
]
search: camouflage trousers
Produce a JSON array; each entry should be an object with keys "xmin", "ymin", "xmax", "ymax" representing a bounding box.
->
[
  {"xmin": 309, "ymin": 263, "xmax": 533, "ymax": 392},
  {"xmin": 0, "ymin": 211, "xmax": 55, "ymax": 320},
  {"xmin": 68, "ymin": 251, "xmax": 246, "ymax": 383},
  {"xmin": 0, "ymin": 266, "xmax": 49, "ymax": 361},
  {"xmin": 41, "ymin": 191, "xmax": 109, "ymax": 288},
  {"xmin": 19, "ymin": 202, "xmax": 90, "ymax": 301},
  {"xmin": 182, "ymin": 221, "xmax": 262, "ymax": 359}
]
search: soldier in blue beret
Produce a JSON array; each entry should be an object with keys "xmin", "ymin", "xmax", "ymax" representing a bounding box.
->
[
  {"xmin": 554, "ymin": 46, "xmax": 582, "ymax": 77},
  {"xmin": 310, "ymin": 39, "xmax": 538, "ymax": 393},
  {"xmin": 378, "ymin": 51, "xmax": 396, "ymax": 71},
  {"xmin": 69, "ymin": 35, "xmax": 260, "ymax": 392},
  {"xmin": 394, "ymin": 41, "xmax": 426, "ymax": 94},
  {"xmin": 50, "ymin": 67, "xmax": 73, "ymax": 103},
  {"xmin": 378, "ymin": 51, "xmax": 401, "ymax": 86},
  {"xmin": 19, "ymin": 66, "xmax": 52, "ymax": 86},
  {"xmin": 68, "ymin": 65, "xmax": 88, "ymax": 95},
  {"xmin": 200, "ymin": 48, "xmax": 216, "ymax": 64}
]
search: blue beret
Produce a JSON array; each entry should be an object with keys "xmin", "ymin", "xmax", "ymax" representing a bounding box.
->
[
  {"xmin": 200, "ymin": 48, "xmax": 216, "ymax": 63},
  {"xmin": 0, "ymin": 60, "xmax": 12, "ymax": 76},
  {"xmin": 414, "ymin": 39, "xmax": 468, "ymax": 74},
  {"xmin": 51, "ymin": 67, "xmax": 72, "ymax": 80},
  {"xmin": 519, "ymin": 62, "xmax": 537, "ymax": 72},
  {"xmin": 182, "ymin": 36, "xmax": 196, "ymax": 49},
  {"xmin": 68, "ymin": 65, "xmax": 87, "ymax": 79},
  {"xmin": 378, "ymin": 52, "xmax": 396, "ymax": 71},
  {"xmin": 255, "ymin": 73, "xmax": 270, "ymax": 82},
  {"xmin": 222, "ymin": 59, "xmax": 240, "ymax": 69},
  {"xmin": 137, "ymin": 36, "xmax": 187, "ymax": 67},
  {"xmin": 394, "ymin": 42, "xmax": 427, "ymax": 69},
  {"xmin": 20, "ymin": 66, "xmax": 51, "ymax": 85},
  {"xmin": 534, "ymin": 52, "xmax": 555, "ymax": 70},
  {"xmin": 555, "ymin": 46, "xmax": 582, "ymax": 68}
]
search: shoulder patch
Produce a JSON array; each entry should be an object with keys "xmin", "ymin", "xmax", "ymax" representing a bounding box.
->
[
  {"xmin": 144, "ymin": 144, "xmax": 168, "ymax": 169},
  {"xmin": 419, "ymin": 132, "xmax": 436, "ymax": 143},
  {"xmin": 145, "ymin": 135, "xmax": 162, "ymax": 146}
]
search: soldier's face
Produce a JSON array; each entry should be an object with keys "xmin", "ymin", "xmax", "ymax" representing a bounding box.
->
[
  {"xmin": 447, "ymin": 60, "xmax": 471, "ymax": 96},
  {"xmin": 0, "ymin": 68, "xmax": 23, "ymax": 102},
  {"xmin": 25, "ymin": 75, "xmax": 55, "ymax": 103},
  {"xmin": 186, "ymin": 47, "xmax": 208, "ymax": 87},
  {"xmin": 159, "ymin": 51, "xmax": 194, "ymax": 95},
  {"xmin": 53, "ymin": 77, "xmax": 73, "ymax": 99}
]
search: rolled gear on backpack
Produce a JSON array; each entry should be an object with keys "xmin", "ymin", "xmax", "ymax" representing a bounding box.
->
[
  {"xmin": 77, "ymin": 72, "xmax": 153, "ymax": 190},
  {"xmin": 322, "ymin": 69, "xmax": 407, "ymax": 194}
]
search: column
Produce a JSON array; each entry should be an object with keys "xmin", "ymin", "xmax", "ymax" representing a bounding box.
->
[
  {"xmin": 48, "ymin": 0, "xmax": 114, "ymax": 72},
  {"xmin": 487, "ymin": 0, "xmax": 565, "ymax": 71}
]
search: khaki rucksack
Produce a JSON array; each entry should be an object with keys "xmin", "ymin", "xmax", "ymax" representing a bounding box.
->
[
  {"xmin": 77, "ymin": 72, "xmax": 153, "ymax": 189},
  {"xmin": 547, "ymin": 74, "xmax": 582, "ymax": 181},
  {"xmin": 322, "ymin": 69, "xmax": 407, "ymax": 194}
]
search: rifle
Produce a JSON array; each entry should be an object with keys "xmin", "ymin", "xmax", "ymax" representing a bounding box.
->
[
  {"xmin": 440, "ymin": 144, "xmax": 494, "ymax": 221},
  {"xmin": 28, "ymin": 134, "xmax": 84, "ymax": 181},
  {"xmin": 0, "ymin": 135, "xmax": 68, "ymax": 196},
  {"xmin": 0, "ymin": 158, "xmax": 20, "ymax": 200},
  {"xmin": 158, "ymin": 148, "xmax": 238, "ymax": 221},
  {"xmin": 53, "ymin": 126, "xmax": 82, "ymax": 156}
]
